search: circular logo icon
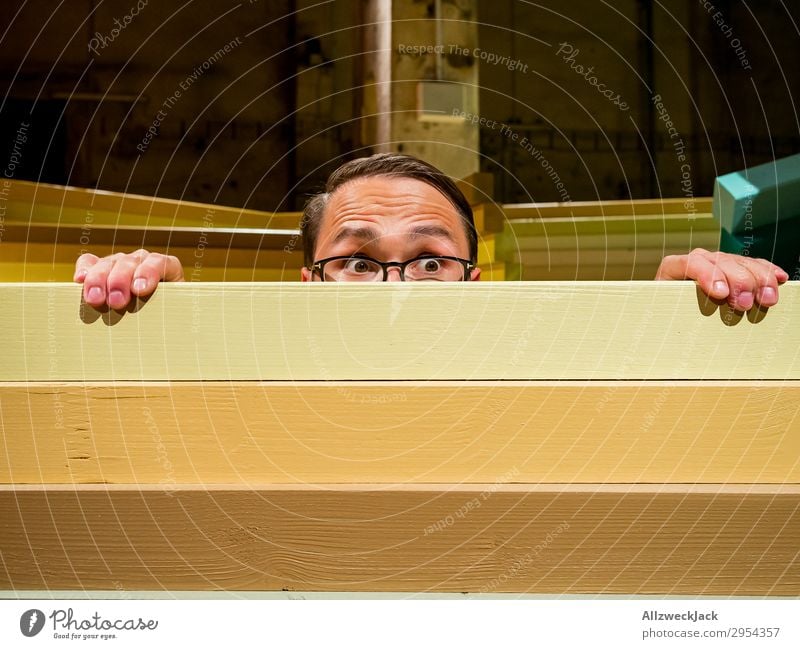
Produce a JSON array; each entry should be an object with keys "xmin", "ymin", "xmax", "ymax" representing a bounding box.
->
[{"xmin": 20, "ymin": 609, "xmax": 45, "ymax": 637}]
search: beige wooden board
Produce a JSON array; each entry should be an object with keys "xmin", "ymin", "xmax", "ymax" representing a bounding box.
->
[
  {"xmin": 1, "ymin": 484, "xmax": 797, "ymax": 594},
  {"xmin": 3, "ymin": 282, "xmax": 799, "ymax": 380},
  {"xmin": 2, "ymin": 381, "xmax": 798, "ymax": 485}
]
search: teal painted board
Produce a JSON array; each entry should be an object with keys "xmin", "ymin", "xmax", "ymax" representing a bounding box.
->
[{"xmin": 713, "ymin": 153, "xmax": 800, "ymax": 274}]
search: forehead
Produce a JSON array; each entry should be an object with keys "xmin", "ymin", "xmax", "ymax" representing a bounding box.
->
[{"xmin": 322, "ymin": 175, "xmax": 462, "ymax": 229}]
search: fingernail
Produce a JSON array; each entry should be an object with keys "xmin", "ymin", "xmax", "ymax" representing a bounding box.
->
[
  {"xmin": 74, "ymin": 269, "xmax": 87, "ymax": 281},
  {"xmin": 108, "ymin": 289, "xmax": 124, "ymax": 306},
  {"xmin": 132, "ymin": 278, "xmax": 147, "ymax": 293},
  {"xmin": 739, "ymin": 291, "xmax": 754, "ymax": 307},
  {"xmin": 759, "ymin": 286, "xmax": 776, "ymax": 302},
  {"xmin": 713, "ymin": 280, "xmax": 728, "ymax": 295},
  {"xmin": 87, "ymin": 286, "xmax": 103, "ymax": 302}
]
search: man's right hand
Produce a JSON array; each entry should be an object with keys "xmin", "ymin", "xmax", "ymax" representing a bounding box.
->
[{"xmin": 74, "ymin": 249, "xmax": 185, "ymax": 309}]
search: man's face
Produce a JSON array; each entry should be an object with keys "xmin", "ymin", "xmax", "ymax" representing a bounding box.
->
[{"xmin": 300, "ymin": 175, "xmax": 481, "ymax": 282}]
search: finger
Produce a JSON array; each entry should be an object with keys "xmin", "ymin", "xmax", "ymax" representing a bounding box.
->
[
  {"xmin": 105, "ymin": 252, "xmax": 147, "ymax": 309},
  {"xmin": 131, "ymin": 253, "xmax": 184, "ymax": 297},
  {"xmin": 712, "ymin": 254, "xmax": 763, "ymax": 311},
  {"xmin": 748, "ymin": 257, "xmax": 782, "ymax": 306},
  {"xmin": 655, "ymin": 249, "xmax": 730, "ymax": 300},
  {"xmin": 82, "ymin": 255, "xmax": 120, "ymax": 307},
  {"xmin": 762, "ymin": 259, "xmax": 790, "ymax": 284},
  {"xmin": 74, "ymin": 253, "xmax": 99, "ymax": 283}
]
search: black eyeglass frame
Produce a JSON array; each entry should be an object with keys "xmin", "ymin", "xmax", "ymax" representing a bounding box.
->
[{"xmin": 310, "ymin": 254, "xmax": 475, "ymax": 282}]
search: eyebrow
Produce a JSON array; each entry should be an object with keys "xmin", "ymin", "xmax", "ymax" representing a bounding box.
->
[{"xmin": 331, "ymin": 224, "xmax": 457, "ymax": 245}]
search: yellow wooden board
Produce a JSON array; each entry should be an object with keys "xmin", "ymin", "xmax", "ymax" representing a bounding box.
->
[
  {"xmin": 2, "ymin": 381, "xmax": 797, "ymax": 485},
  {"xmin": 3, "ymin": 282, "xmax": 798, "ymax": 381}
]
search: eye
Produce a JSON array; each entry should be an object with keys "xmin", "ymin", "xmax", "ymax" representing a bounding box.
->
[
  {"xmin": 343, "ymin": 257, "xmax": 375, "ymax": 274},
  {"xmin": 421, "ymin": 258, "xmax": 442, "ymax": 273}
]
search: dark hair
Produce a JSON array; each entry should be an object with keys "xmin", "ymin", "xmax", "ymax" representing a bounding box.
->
[{"xmin": 300, "ymin": 153, "xmax": 478, "ymax": 268}]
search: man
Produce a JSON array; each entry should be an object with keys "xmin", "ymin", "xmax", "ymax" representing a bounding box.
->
[{"xmin": 74, "ymin": 153, "xmax": 789, "ymax": 308}]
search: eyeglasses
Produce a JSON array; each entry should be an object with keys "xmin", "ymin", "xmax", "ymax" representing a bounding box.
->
[{"xmin": 311, "ymin": 254, "xmax": 475, "ymax": 282}]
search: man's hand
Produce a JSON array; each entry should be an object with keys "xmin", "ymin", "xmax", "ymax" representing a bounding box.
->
[
  {"xmin": 74, "ymin": 249, "xmax": 185, "ymax": 309},
  {"xmin": 655, "ymin": 248, "xmax": 789, "ymax": 310}
]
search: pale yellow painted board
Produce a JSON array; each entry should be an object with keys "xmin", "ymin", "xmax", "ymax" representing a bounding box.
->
[{"xmin": 2, "ymin": 282, "xmax": 799, "ymax": 380}]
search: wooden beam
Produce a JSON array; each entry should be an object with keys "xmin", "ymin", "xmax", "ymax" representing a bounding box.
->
[
  {"xmin": 3, "ymin": 282, "xmax": 799, "ymax": 381},
  {"xmin": 456, "ymin": 172, "xmax": 494, "ymax": 205},
  {"xmin": 472, "ymin": 203, "xmax": 505, "ymax": 233},
  {"xmin": 0, "ymin": 222, "xmax": 299, "ymax": 249},
  {"xmin": 2, "ymin": 484, "xmax": 797, "ymax": 594},
  {"xmin": 500, "ymin": 197, "xmax": 712, "ymax": 220},
  {"xmin": 2, "ymin": 381, "xmax": 798, "ymax": 485},
  {"xmin": 6, "ymin": 179, "xmax": 302, "ymax": 230},
  {"xmin": 500, "ymin": 214, "xmax": 720, "ymax": 238}
]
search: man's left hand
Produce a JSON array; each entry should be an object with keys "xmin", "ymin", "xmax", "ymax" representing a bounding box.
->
[{"xmin": 655, "ymin": 248, "xmax": 790, "ymax": 310}]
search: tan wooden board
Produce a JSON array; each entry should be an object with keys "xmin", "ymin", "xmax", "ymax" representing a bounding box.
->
[
  {"xmin": 1, "ymin": 483, "xmax": 797, "ymax": 594},
  {"xmin": 2, "ymin": 381, "xmax": 798, "ymax": 485}
]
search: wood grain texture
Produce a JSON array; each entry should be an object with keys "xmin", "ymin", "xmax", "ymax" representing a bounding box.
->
[
  {"xmin": 3, "ymin": 282, "xmax": 799, "ymax": 380},
  {"xmin": 1, "ymin": 484, "xmax": 797, "ymax": 594},
  {"xmin": 2, "ymin": 381, "xmax": 798, "ymax": 485}
]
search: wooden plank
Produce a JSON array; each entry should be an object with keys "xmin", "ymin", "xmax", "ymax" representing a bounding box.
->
[
  {"xmin": 1, "ymin": 484, "xmax": 797, "ymax": 594},
  {"xmin": 472, "ymin": 203, "xmax": 505, "ymax": 233},
  {"xmin": 500, "ymin": 215, "xmax": 720, "ymax": 238},
  {"xmin": 511, "ymin": 249, "xmax": 712, "ymax": 267},
  {"xmin": 500, "ymin": 231, "xmax": 720, "ymax": 252},
  {"xmin": 2, "ymin": 381, "xmax": 798, "ymax": 485},
  {"xmin": 476, "ymin": 233, "xmax": 495, "ymax": 264},
  {"xmin": 501, "ymin": 197, "xmax": 712, "ymax": 220},
  {"xmin": 0, "ymin": 222, "xmax": 299, "ymax": 249},
  {"xmin": 456, "ymin": 172, "xmax": 494, "ymax": 205},
  {"xmin": 3, "ymin": 282, "xmax": 799, "ymax": 380},
  {"xmin": 5, "ymin": 179, "xmax": 302, "ymax": 229}
]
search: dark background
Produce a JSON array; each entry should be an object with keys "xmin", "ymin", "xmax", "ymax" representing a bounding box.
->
[{"xmin": 1, "ymin": 0, "xmax": 797, "ymax": 210}]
